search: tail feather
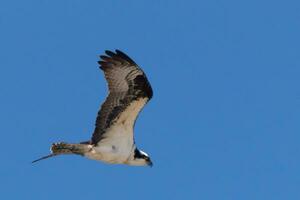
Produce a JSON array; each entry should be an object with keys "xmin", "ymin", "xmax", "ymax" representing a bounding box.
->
[
  {"xmin": 51, "ymin": 142, "xmax": 75, "ymax": 154},
  {"xmin": 32, "ymin": 142, "xmax": 90, "ymax": 163},
  {"xmin": 32, "ymin": 142, "xmax": 73, "ymax": 163}
]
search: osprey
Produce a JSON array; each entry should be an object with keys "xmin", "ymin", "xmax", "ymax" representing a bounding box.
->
[{"xmin": 33, "ymin": 50, "xmax": 153, "ymax": 167}]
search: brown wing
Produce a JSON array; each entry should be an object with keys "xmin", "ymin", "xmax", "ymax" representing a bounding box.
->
[{"xmin": 91, "ymin": 50, "xmax": 153, "ymax": 145}]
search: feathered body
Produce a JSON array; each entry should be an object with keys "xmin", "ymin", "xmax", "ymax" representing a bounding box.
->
[{"xmin": 33, "ymin": 50, "xmax": 153, "ymax": 167}]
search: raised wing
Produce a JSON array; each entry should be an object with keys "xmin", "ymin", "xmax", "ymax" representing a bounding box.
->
[{"xmin": 91, "ymin": 50, "xmax": 153, "ymax": 144}]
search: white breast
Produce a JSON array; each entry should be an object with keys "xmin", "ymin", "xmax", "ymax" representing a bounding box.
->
[
  {"xmin": 84, "ymin": 98, "xmax": 147, "ymax": 164},
  {"xmin": 84, "ymin": 124, "xmax": 134, "ymax": 163}
]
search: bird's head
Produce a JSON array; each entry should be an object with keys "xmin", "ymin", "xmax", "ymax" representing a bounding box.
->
[{"xmin": 127, "ymin": 148, "xmax": 153, "ymax": 167}]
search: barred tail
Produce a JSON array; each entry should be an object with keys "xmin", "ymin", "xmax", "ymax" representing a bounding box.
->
[
  {"xmin": 51, "ymin": 142, "xmax": 76, "ymax": 155},
  {"xmin": 32, "ymin": 142, "xmax": 89, "ymax": 163}
]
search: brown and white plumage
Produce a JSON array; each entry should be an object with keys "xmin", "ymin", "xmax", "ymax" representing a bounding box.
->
[
  {"xmin": 92, "ymin": 49, "xmax": 153, "ymax": 144},
  {"xmin": 33, "ymin": 50, "xmax": 153, "ymax": 167}
]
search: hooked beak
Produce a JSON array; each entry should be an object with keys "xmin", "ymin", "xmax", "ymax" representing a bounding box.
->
[{"xmin": 147, "ymin": 160, "xmax": 153, "ymax": 167}]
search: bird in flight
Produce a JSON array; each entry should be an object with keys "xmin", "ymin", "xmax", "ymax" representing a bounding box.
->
[{"xmin": 33, "ymin": 50, "xmax": 153, "ymax": 167}]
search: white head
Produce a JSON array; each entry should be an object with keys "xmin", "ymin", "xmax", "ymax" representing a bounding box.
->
[{"xmin": 126, "ymin": 148, "xmax": 153, "ymax": 167}]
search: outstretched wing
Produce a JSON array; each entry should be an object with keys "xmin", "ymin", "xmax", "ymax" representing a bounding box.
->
[{"xmin": 91, "ymin": 50, "xmax": 153, "ymax": 145}]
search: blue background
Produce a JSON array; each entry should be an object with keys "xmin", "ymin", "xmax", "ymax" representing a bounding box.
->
[{"xmin": 1, "ymin": 0, "xmax": 299, "ymax": 199}]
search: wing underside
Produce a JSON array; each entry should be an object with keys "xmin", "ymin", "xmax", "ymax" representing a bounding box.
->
[{"xmin": 91, "ymin": 50, "xmax": 153, "ymax": 144}]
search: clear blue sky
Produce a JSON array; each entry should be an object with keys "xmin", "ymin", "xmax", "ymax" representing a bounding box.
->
[{"xmin": 0, "ymin": 0, "xmax": 299, "ymax": 199}]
